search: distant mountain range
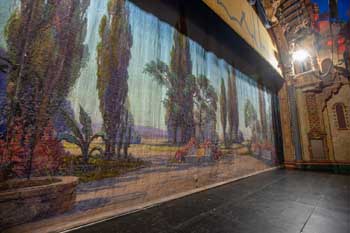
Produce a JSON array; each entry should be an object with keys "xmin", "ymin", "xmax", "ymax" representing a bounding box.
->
[
  {"xmin": 134, "ymin": 125, "xmax": 167, "ymax": 138},
  {"xmin": 96, "ymin": 124, "xmax": 167, "ymax": 138}
]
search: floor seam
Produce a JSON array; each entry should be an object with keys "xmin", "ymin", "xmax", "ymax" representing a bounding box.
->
[
  {"xmin": 171, "ymin": 174, "xmax": 287, "ymax": 230},
  {"xmin": 299, "ymin": 182, "xmax": 327, "ymax": 233}
]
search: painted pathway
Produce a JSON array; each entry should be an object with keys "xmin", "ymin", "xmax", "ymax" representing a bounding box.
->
[{"xmin": 5, "ymin": 152, "xmax": 273, "ymax": 233}]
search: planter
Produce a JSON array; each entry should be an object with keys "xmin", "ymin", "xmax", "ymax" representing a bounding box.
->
[{"xmin": 0, "ymin": 176, "xmax": 78, "ymax": 230}]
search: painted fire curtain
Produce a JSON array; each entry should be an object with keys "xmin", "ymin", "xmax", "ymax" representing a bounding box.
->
[{"xmin": 0, "ymin": 0, "xmax": 278, "ymax": 225}]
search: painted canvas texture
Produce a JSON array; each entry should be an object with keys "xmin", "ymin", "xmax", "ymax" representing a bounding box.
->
[{"xmin": 0, "ymin": 0, "xmax": 280, "ymax": 229}]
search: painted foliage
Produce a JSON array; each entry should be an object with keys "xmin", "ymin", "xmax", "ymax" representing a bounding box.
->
[{"xmin": 0, "ymin": 0, "xmax": 279, "ymax": 228}]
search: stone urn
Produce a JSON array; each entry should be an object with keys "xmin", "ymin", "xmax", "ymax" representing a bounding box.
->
[{"xmin": 0, "ymin": 176, "xmax": 78, "ymax": 230}]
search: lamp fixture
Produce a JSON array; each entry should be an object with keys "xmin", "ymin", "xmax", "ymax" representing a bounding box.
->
[{"xmin": 292, "ymin": 49, "xmax": 310, "ymax": 62}]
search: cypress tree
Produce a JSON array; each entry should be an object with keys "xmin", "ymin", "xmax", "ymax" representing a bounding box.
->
[
  {"xmin": 97, "ymin": 0, "xmax": 133, "ymax": 158},
  {"xmin": 227, "ymin": 68, "xmax": 239, "ymax": 143},
  {"xmin": 5, "ymin": 0, "xmax": 89, "ymax": 177},
  {"xmin": 170, "ymin": 16, "xmax": 195, "ymax": 144},
  {"xmin": 220, "ymin": 78, "xmax": 228, "ymax": 147}
]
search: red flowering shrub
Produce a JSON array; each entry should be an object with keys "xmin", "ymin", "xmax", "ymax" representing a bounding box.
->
[
  {"xmin": 0, "ymin": 120, "xmax": 27, "ymax": 178},
  {"xmin": 210, "ymin": 144, "xmax": 222, "ymax": 160},
  {"xmin": 0, "ymin": 120, "xmax": 65, "ymax": 180},
  {"xmin": 174, "ymin": 138, "xmax": 197, "ymax": 162},
  {"xmin": 174, "ymin": 138, "xmax": 223, "ymax": 162},
  {"xmin": 32, "ymin": 123, "xmax": 65, "ymax": 176},
  {"xmin": 202, "ymin": 140, "xmax": 222, "ymax": 160}
]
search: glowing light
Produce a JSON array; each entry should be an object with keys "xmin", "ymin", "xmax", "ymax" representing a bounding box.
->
[{"xmin": 292, "ymin": 49, "xmax": 310, "ymax": 62}]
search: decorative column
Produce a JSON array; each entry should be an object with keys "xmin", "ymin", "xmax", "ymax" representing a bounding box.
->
[
  {"xmin": 287, "ymin": 83, "xmax": 303, "ymax": 162},
  {"xmin": 270, "ymin": 24, "xmax": 298, "ymax": 167}
]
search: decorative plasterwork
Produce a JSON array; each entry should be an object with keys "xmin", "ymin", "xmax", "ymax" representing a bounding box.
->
[
  {"xmin": 321, "ymin": 82, "xmax": 343, "ymax": 111},
  {"xmin": 261, "ymin": 0, "xmax": 281, "ymax": 24},
  {"xmin": 305, "ymin": 93, "xmax": 321, "ymax": 134},
  {"xmin": 304, "ymin": 92, "xmax": 329, "ymax": 160},
  {"xmin": 332, "ymin": 103, "xmax": 350, "ymax": 130}
]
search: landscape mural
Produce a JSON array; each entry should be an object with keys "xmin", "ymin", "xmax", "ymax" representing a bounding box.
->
[{"xmin": 0, "ymin": 0, "xmax": 280, "ymax": 230}]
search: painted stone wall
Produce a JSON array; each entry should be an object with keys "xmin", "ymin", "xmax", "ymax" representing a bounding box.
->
[
  {"xmin": 0, "ymin": 0, "xmax": 280, "ymax": 229},
  {"xmin": 294, "ymin": 79, "xmax": 350, "ymax": 162},
  {"xmin": 325, "ymin": 85, "xmax": 350, "ymax": 161}
]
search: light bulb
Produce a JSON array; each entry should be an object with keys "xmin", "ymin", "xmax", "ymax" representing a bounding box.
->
[{"xmin": 292, "ymin": 49, "xmax": 310, "ymax": 62}]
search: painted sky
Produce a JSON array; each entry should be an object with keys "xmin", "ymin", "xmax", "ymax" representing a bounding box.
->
[
  {"xmin": 67, "ymin": 0, "xmax": 270, "ymax": 139},
  {"xmin": 0, "ymin": 0, "xmax": 274, "ymax": 140}
]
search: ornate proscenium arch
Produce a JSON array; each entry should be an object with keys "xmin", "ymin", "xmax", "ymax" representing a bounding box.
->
[
  {"xmin": 216, "ymin": 1, "xmax": 259, "ymax": 46},
  {"xmin": 203, "ymin": 0, "xmax": 281, "ymax": 75}
]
